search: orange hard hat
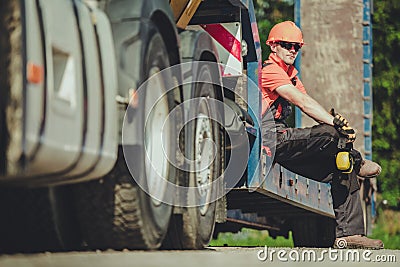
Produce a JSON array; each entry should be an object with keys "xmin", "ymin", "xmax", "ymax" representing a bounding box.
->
[{"xmin": 266, "ymin": 21, "xmax": 304, "ymax": 45}]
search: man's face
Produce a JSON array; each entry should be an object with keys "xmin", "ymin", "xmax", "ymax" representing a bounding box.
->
[{"xmin": 271, "ymin": 42, "xmax": 301, "ymax": 65}]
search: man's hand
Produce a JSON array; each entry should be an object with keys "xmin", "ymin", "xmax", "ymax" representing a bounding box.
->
[{"xmin": 332, "ymin": 112, "xmax": 356, "ymax": 142}]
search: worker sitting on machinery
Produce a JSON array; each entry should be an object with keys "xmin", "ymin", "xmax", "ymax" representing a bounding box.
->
[{"xmin": 261, "ymin": 21, "xmax": 384, "ymax": 249}]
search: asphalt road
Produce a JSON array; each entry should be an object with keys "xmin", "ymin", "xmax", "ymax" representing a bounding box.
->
[{"xmin": 0, "ymin": 247, "xmax": 398, "ymax": 267}]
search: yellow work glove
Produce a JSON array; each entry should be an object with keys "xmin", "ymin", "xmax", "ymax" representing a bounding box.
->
[{"xmin": 331, "ymin": 110, "xmax": 356, "ymax": 143}]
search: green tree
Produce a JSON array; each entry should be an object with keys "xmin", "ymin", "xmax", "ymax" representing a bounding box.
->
[
  {"xmin": 372, "ymin": 0, "xmax": 400, "ymax": 207},
  {"xmin": 254, "ymin": 0, "xmax": 294, "ymax": 60}
]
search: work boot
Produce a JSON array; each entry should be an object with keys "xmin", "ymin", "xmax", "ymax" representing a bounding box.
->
[
  {"xmin": 334, "ymin": 235, "xmax": 384, "ymax": 249},
  {"xmin": 358, "ymin": 159, "xmax": 382, "ymax": 179}
]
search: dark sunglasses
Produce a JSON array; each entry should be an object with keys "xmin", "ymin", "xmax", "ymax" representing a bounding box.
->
[{"xmin": 278, "ymin": 41, "xmax": 302, "ymax": 52}]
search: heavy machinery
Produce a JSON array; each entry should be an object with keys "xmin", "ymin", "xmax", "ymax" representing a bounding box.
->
[{"xmin": 0, "ymin": 0, "xmax": 373, "ymax": 252}]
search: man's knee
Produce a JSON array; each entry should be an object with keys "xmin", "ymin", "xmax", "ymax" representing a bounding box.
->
[{"xmin": 310, "ymin": 124, "xmax": 340, "ymax": 140}]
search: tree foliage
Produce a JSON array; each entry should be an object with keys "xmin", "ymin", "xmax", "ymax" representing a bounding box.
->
[
  {"xmin": 372, "ymin": 0, "xmax": 400, "ymax": 207},
  {"xmin": 254, "ymin": 0, "xmax": 294, "ymax": 60}
]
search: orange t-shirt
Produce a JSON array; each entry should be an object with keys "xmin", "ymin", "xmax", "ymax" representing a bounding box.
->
[{"xmin": 261, "ymin": 53, "xmax": 307, "ymax": 116}]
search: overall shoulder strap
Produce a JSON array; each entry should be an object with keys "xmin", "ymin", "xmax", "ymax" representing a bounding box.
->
[{"xmin": 262, "ymin": 62, "xmax": 272, "ymax": 68}]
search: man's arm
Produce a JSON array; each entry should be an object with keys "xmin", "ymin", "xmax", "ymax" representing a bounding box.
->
[{"xmin": 275, "ymin": 84, "xmax": 334, "ymax": 125}]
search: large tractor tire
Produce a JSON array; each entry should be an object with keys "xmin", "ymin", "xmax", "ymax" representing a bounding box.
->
[
  {"xmin": 0, "ymin": 186, "xmax": 81, "ymax": 253},
  {"xmin": 291, "ymin": 215, "xmax": 336, "ymax": 248},
  {"xmin": 73, "ymin": 30, "xmax": 180, "ymax": 250},
  {"xmin": 0, "ymin": 0, "xmax": 23, "ymax": 177},
  {"xmin": 73, "ymin": 150, "xmax": 173, "ymax": 250},
  {"xmin": 0, "ymin": 1, "xmax": 80, "ymax": 254},
  {"xmin": 163, "ymin": 61, "xmax": 224, "ymax": 249}
]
